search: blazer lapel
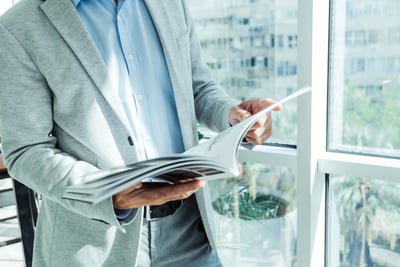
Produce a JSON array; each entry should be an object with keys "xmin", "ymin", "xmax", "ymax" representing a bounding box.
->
[{"xmin": 40, "ymin": 0, "xmax": 131, "ymax": 133}]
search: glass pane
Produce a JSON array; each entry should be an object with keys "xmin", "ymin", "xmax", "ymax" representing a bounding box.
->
[
  {"xmin": 209, "ymin": 162, "xmax": 297, "ymax": 267},
  {"xmin": 0, "ymin": 0, "xmax": 16, "ymax": 15},
  {"xmin": 186, "ymin": 0, "xmax": 299, "ymax": 144},
  {"xmin": 328, "ymin": 0, "xmax": 400, "ymax": 157},
  {"xmin": 328, "ymin": 175, "xmax": 400, "ymax": 267}
]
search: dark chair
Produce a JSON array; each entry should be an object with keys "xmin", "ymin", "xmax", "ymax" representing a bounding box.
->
[{"xmin": 13, "ymin": 179, "xmax": 37, "ymax": 267}]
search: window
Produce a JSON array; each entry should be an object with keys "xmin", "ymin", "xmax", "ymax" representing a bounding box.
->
[
  {"xmin": 325, "ymin": 1, "xmax": 400, "ymax": 267},
  {"xmin": 189, "ymin": 0, "xmax": 400, "ymax": 267},
  {"xmin": 187, "ymin": 2, "xmax": 299, "ymax": 265},
  {"xmin": 188, "ymin": 0, "xmax": 299, "ymax": 144},
  {"xmin": 328, "ymin": 175, "xmax": 400, "ymax": 267},
  {"xmin": 329, "ymin": 0, "xmax": 400, "ymax": 157}
]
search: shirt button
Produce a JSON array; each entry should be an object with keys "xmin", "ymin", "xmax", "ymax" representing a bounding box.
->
[
  {"xmin": 137, "ymin": 95, "xmax": 143, "ymax": 101},
  {"xmin": 117, "ymin": 17, "xmax": 122, "ymax": 23},
  {"xmin": 127, "ymin": 53, "xmax": 134, "ymax": 60}
]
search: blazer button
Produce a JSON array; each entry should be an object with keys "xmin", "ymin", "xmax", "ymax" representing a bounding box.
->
[{"xmin": 127, "ymin": 136, "xmax": 134, "ymax": 146}]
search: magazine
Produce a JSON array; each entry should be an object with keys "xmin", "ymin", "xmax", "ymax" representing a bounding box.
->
[{"xmin": 62, "ymin": 86, "xmax": 311, "ymax": 204}]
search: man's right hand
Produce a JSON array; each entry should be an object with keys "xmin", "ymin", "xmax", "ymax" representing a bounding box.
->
[{"xmin": 112, "ymin": 180, "xmax": 205, "ymax": 209}]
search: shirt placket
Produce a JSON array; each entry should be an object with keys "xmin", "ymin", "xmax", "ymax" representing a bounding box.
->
[{"xmin": 116, "ymin": 7, "xmax": 156, "ymax": 160}]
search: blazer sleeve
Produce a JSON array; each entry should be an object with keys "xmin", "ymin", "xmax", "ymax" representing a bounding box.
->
[{"xmin": 0, "ymin": 23, "xmax": 127, "ymax": 231}]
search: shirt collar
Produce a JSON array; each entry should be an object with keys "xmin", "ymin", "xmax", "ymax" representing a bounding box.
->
[
  {"xmin": 71, "ymin": 0, "xmax": 122, "ymax": 7},
  {"xmin": 71, "ymin": 0, "xmax": 80, "ymax": 7}
]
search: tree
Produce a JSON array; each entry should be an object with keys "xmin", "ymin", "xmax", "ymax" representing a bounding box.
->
[{"xmin": 343, "ymin": 82, "xmax": 400, "ymax": 152}]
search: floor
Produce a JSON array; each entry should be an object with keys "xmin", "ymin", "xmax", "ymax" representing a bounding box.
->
[{"xmin": 0, "ymin": 179, "xmax": 25, "ymax": 267}]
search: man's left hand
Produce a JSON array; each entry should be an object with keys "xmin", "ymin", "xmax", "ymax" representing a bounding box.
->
[{"xmin": 229, "ymin": 98, "xmax": 282, "ymax": 145}]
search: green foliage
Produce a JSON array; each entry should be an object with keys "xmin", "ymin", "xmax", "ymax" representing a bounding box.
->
[
  {"xmin": 343, "ymin": 82, "xmax": 400, "ymax": 151},
  {"xmin": 212, "ymin": 186, "xmax": 289, "ymax": 220},
  {"xmin": 333, "ymin": 176, "xmax": 400, "ymax": 265},
  {"xmin": 209, "ymin": 162, "xmax": 295, "ymax": 221},
  {"xmin": 334, "ymin": 177, "xmax": 381, "ymax": 233},
  {"xmin": 197, "ymin": 131, "xmax": 204, "ymax": 140}
]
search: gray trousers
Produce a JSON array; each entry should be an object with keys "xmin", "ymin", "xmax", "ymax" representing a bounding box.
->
[{"xmin": 137, "ymin": 195, "xmax": 223, "ymax": 267}]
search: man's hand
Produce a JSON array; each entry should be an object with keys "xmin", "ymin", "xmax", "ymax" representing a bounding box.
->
[
  {"xmin": 113, "ymin": 180, "xmax": 204, "ymax": 209},
  {"xmin": 229, "ymin": 98, "xmax": 282, "ymax": 145}
]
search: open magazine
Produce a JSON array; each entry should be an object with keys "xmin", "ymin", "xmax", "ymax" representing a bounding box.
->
[{"xmin": 63, "ymin": 86, "xmax": 311, "ymax": 204}]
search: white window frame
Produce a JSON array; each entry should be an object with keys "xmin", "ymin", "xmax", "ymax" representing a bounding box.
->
[{"xmin": 238, "ymin": 0, "xmax": 400, "ymax": 266}]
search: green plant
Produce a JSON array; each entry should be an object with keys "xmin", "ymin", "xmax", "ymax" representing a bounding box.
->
[{"xmin": 212, "ymin": 186, "xmax": 289, "ymax": 220}]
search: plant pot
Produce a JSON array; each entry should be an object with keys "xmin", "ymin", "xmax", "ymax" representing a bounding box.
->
[{"xmin": 213, "ymin": 206, "xmax": 297, "ymax": 267}]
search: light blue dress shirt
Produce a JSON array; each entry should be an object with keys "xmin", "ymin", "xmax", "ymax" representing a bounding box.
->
[
  {"xmin": 72, "ymin": 0, "xmax": 185, "ymax": 219},
  {"xmin": 72, "ymin": 0, "xmax": 185, "ymax": 161}
]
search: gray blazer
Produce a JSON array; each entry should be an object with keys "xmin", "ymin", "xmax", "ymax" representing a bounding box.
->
[{"xmin": 0, "ymin": 0, "xmax": 239, "ymax": 266}]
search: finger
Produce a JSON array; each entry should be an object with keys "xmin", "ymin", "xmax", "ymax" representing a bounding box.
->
[
  {"xmin": 229, "ymin": 106, "xmax": 252, "ymax": 125},
  {"xmin": 112, "ymin": 183, "xmax": 145, "ymax": 209},
  {"xmin": 155, "ymin": 180, "xmax": 205, "ymax": 203},
  {"xmin": 115, "ymin": 182, "xmax": 144, "ymax": 197},
  {"xmin": 245, "ymin": 127, "xmax": 272, "ymax": 145},
  {"xmin": 114, "ymin": 180, "xmax": 205, "ymax": 209},
  {"xmin": 259, "ymin": 98, "xmax": 283, "ymax": 112},
  {"xmin": 249, "ymin": 113, "xmax": 270, "ymax": 129},
  {"xmin": 245, "ymin": 115, "xmax": 273, "ymax": 144},
  {"xmin": 246, "ymin": 112, "xmax": 271, "ymax": 134}
]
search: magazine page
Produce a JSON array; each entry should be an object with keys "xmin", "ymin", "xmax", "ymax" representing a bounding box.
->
[
  {"xmin": 64, "ymin": 156, "xmax": 228, "ymax": 203},
  {"xmin": 184, "ymin": 85, "xmax": 312, "ymax": 173},
  {"xmin": 63, "ymin": 86, "xmax": 311, "ymax": 204}
]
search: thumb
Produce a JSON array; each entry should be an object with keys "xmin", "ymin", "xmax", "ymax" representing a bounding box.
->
[{"xmin": 229, "ymin": 106, "xmax": 252, "ymax": 126}]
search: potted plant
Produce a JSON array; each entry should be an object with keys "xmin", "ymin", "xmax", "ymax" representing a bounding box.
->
[{"xmin": 210, "ymin": 162, "xmax": 297, "ymax": 267}]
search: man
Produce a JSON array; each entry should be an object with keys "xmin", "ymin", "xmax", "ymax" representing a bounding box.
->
[{"xmin": 0, "ymin": 0, "xmax": 280, "ymax": 266}]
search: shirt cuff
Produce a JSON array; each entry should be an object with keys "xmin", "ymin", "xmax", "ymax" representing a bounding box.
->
[{"xmin": 114, "ymin": 208, "xmax": 133, "ymax": 221}]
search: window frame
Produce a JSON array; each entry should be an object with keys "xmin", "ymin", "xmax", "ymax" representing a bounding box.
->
[{"xmin": 238, "ymin": 0, "xmax": 400, "ymax": 266}]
